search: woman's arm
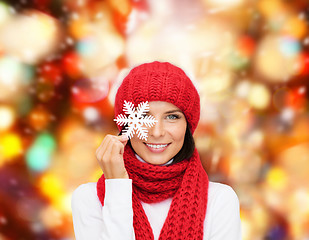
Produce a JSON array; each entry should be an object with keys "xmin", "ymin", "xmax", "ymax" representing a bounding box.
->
[
  {"xmin": 71, "ymin": 180, "xmax": 135, "ymax": 240},
  {"xmin": 206, "ymin": 183, "xmax": 242, "ymax": 240}
]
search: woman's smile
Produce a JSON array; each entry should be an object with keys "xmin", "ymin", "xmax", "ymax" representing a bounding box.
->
[{"xmin": 143, "ymin": 142, "xmax": 171, "ymax": 153}]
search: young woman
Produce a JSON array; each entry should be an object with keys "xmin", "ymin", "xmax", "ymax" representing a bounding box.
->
[{"xmin": 71, "ymin": 61, "xmax": 242, "ymax": 240}]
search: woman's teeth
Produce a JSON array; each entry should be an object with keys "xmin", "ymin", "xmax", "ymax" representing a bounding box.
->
[{"xmin": 145, "ymin": 143, "xmax": 168, "ymax": 149}]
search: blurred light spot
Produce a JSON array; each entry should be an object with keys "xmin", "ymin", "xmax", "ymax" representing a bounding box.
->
[
  {"xmin": 28, "ymin": 107, "xmax": 51, "ymax": 131},
  {"xmin": 71, "ymin": 77, "xmax": 109, "ymax": 103},
  {"xmin": 76, "ymin": 23, "xmax": 124, "ymax": 76},
  {"xmin": 36, "ymin": 133, "xmax": 56, "ymax": 151},
  {"xmin": 227, "ymin": 49, "xmax": 250, "ymax": 70},
  {"xmin": 83, "ymin": 107, "xmax": 99, "ymax": 122},
  {"xmin": 298, "ymin": 87, "xmax": 306, "ymax": 94},
  {"xmin": 9, "ymin": 177, "xmax": 18, "ymax": 186},
  {"xmin": 286, "ymin": 87, "xmax": 307, "ymax": 110},
  {"xmin": 280, "ymin": 108, "xmax": 294, "ymax": 123},
  {"xmin": 69, "ymin": 16, "xmax": 89, "ymax": 39},
  {"xmin": 298, "ymin": 52, "xmax": 309, "ymax": 76},
  {"xmin": 283, "ymin": 16, "xmax": 307, "ymax": 39},
  {"xmin": 0, "ymin": 56, "xmax": 34, "ymax": 101},
  {"xmin": 279, "ymin": 36, "xmax": 301, "ymax": 57},
  {"xmin": 0, "ymin": 2, "xmax": 12, "ymax": 27},
  {"xmin": 127, "ymin": 16, "xmax": 233, "ymax": 74},
  {"xmin": 36, "ymin": 81, "xmax": 55, "ymax": 102},
  {"xmin": 294, "ymin": 189, "xmax": 309, "ymax": 214},
  {"xmin": 39, "ymin": 206, "xmax": 63, "ymax": 228},
  {"xmin": 38, "ymin": 173, "xmax": 65, "ymax": 207},
  {"xmin": 59, "ymin": 193, "xmax": 73, "ymax": 214},
  {"xmin": 26, "ymin": 145, "xmax": 51, "ymax": 172},
  {"xmin": 66, "ymin": 37, "xmax": 74, "ymax": 46},
  {"xmin": 248, "ymin": 83, "xmax": 270, "ymax": 109},
  {"xmin": 240, "ymin": 214, "xmax": 251, "ymax": 240},
  {"xmin": 0, "ymin": 56, "xmax": 22, "ymax": 86},
  {"xmin": 17, "ymin": 197, "xmax": 41, "ymax": 221},
  {"xmin": 76, "ymin": 38, "xmax": 96, "ymax": 56},
  {"xmin": 227, "ymin": 36, "xmax": 256, "ymax": 70},
  {"xmin": 0, "ymin": 133, "xmax": 23, "ymax": 159},
  {"xmin": 267, "ymin": 224, "xmax": 287, "ymax": 240},
  {"xmin": 0, "ymin": 106, "xmax": 15, "ymax": 131},
  {"xmin": 235, "ymin": 80, "xmax": 251, "ymax": 98},
  {"xmin": 255, "ymin": 34, "xmax": 300, "ymax": 81},
  {"xmin": 279, "ymin": 143, "xmax": 309, "ymax": 184},
  {"xmin": 26, "ymin": 133, "xmax": 55, "ymax": 172},
  {"xmin": 237, "ymin": 35, "xmax": 256, "ymax": 57},
  {"xmin": 108, "ymin": 0, "xmax": 131, "ymax": 16},
  {"xmin": 0, "ymin": 216, "xmax": 7, "ymax": 225},
  {"xmin": 39, "ymin": 62, "xmax": 63, "ymax": 85},
  {"xmin": 71, "ymin": 12, "xmax": 79, "ymax": 20},
  {"xmin": 96, "ymin": 12, "xmax": 103, "ymax": 19},
  {"xmin": 0, "ymin": 11, "xmax": 61, "ymax": 64},
  {"xmin": 247, "ymin": 130, "xmax": 264, "ymax": 149},
  {"xmin": 61, "ymin": 51, "xmax": 82, "ymax": 79},
  {"xmin": 266, "ymin": 167, "xmax": 287, "ymax": 190},
  {"xmin": 258, "ymin": 0, "xmax": 285, "ymax": 18},
  {"xmin": 206, "ymin": 0, "xmax": 244, "ymax": 8},
  {"xmin": 31, "ymin": 222, "xmax": 45, "ymax": 234},
  {"xmin": 200, "ymin": 70, "xmax": 233, "ymax": 95}
]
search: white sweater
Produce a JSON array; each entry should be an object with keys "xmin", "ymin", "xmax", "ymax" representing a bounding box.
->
[{"xmin": 71, "ymin": 179, "xmax": 242, "ymax": 240}]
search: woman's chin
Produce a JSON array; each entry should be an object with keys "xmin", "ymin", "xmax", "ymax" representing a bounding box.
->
[{"xmin": 143, "ymin": 157, "xmax": 170, "ymax": 166}]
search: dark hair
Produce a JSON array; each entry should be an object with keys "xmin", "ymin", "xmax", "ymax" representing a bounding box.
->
[
  {"xmin": 172, "ymin": 126, "xmax": 195, "ymax": 163},
  {"xmin": 119, "ymin": 125, "xmax": 195, "ymax": 164}
]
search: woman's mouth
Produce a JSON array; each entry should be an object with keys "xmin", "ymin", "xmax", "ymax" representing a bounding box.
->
[{"xmin": 144, "ymin": 143, "xmax": 170, "ymax": 153}]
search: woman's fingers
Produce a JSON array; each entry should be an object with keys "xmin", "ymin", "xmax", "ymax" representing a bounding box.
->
[
  {"xmin": 110, "ymin": 141, "xmax": 128, "ymax": 178},
  {"xmin": 110, "ymin": 139, "xmax": 125, "ymax": 163},
  {"xmin": 95, "ymin": 134, "xmax": 129, "ymax": 179},
  {"xmin": 118, "ymin": 134, "xmax": 129, "ymax": 145},
  {"xmin": 97, "ymin": 134, "xmax": 127, "ymax": 153},
  {"xmin": 95, "ymin": 136, "xmax": 110, "ymax": 162},
  {"xmin": 97, "ymin": 135, "xmax": 111, "ymax": 155}
]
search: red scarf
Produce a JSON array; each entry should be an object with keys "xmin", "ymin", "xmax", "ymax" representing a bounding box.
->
[{"xmin": 97, "ymin": 145, "xmax": 209, "ymax": 240}]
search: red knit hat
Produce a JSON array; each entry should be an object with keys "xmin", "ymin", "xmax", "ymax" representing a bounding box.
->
[{"xmin": 114, "ymin": 61, "xmax": 200, "ymax": 134}]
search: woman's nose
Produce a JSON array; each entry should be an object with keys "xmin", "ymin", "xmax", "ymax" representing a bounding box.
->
[{"xmin": 149, "ymin": 119, "xmax": 165, "ymax": 138}]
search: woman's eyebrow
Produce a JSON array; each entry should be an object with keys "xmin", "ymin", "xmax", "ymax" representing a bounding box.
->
[
  {"xmin": 165, "ymin": 110, "xmax": 183, "ymax": 114},
  {"xmin": 148, "ymin": 110, "xmax": 183, "ymax": 114}
]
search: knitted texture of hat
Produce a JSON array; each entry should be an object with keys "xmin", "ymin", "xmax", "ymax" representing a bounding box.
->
[
  {"xmin": 115, "ymin": 61, "xmax": 200, "ymax": 134},
  {"xmin": 97, "ymin": 145, "xmax": 209, "ymax": 240}
]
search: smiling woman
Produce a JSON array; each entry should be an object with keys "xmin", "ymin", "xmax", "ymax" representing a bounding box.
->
[{"xmin": 71, "ymin": 61, "xmax": 241, "ymax": 240}]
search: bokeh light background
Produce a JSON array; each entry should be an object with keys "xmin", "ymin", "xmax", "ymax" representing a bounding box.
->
[{"xmin": 0, "ymin": 0, "xmax": 309, "ymax": 239}]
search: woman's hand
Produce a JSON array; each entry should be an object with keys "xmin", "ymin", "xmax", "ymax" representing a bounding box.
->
[{"xmin": 95, "ymin": 134, "xmax": 129, "ymax": 179}]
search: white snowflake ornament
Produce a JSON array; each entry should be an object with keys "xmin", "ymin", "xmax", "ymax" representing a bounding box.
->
[{"xmin": 114, "ymin": 101, "xmax": 158, "ymax": 140}]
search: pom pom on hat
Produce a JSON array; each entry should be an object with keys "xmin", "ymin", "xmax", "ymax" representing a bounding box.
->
[{"xmin": 115, "ymin": 61, "xmax": 200, "ymax": 134}]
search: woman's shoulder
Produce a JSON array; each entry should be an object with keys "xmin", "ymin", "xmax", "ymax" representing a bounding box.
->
[
  {"xmin": 204, "ymin": 182, "xmax": 242, "ymax": 239},
  {"xmin": 207, "ymin": 181, "xmax": 240, "ymax": 209},
  {"xmin": 72, "ymin": 182, "xmax": 97, "ymax": 197},
  {"xmin": 208, "ymin": 181, "xmax": 237, "ymax": 195},
  {"xmin": 71, "ymin": 182, "xmax": 99, "ymax": 208},
  {"xmin": 71, "ymin": 179, "xmax": 133, "ymax": 206}
]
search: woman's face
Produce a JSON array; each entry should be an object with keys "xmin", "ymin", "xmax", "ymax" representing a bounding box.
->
[{"xmin": 130, "ymin": 101, "xmax": 187, "ymax": 165}]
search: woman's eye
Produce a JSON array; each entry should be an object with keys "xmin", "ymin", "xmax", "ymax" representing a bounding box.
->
[{"xmin": 167, "ymin": 114, "xmax": 180, "ymax": 120}]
